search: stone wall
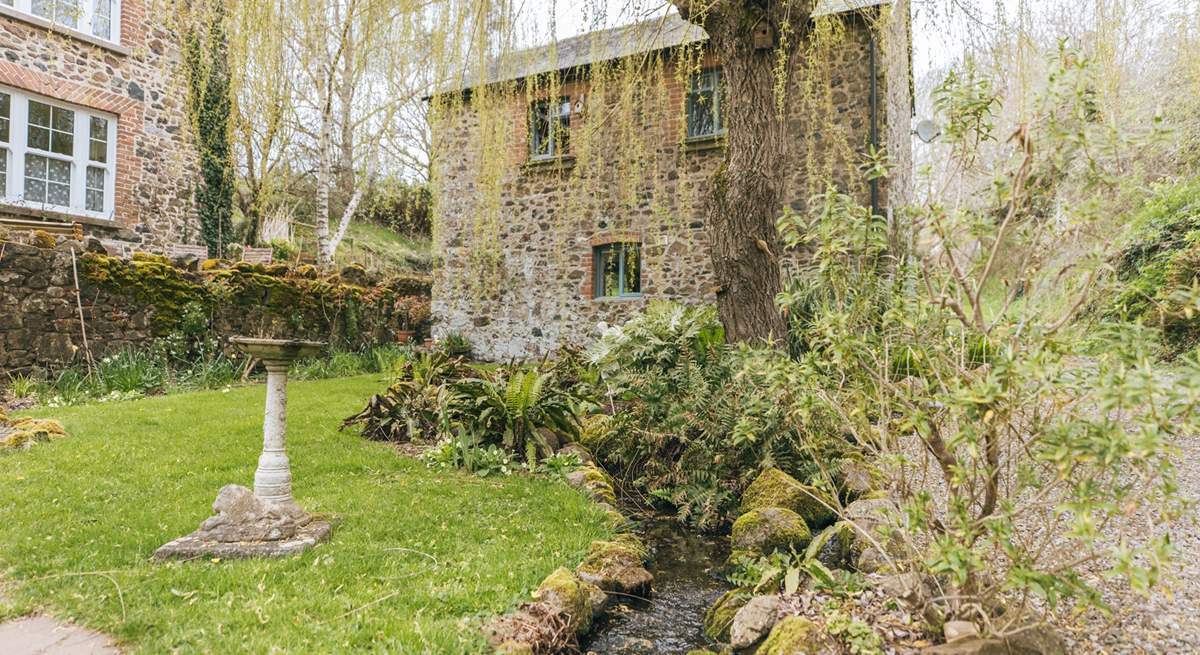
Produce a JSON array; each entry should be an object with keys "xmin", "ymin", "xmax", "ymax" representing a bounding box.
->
[
  {"xmin": 432, "ymin": 11, "xmax": 910, "ymax": 361},
  {"xmin": 0, "ymin": 234, "xmax": 432, "ymax": 375},
  {"xmin": 0, "ymin": 0, "xmax": 198, "ymax": 250}
]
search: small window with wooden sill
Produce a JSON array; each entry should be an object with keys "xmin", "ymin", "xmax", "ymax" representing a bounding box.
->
[
  {"xmin": 687, "ymin": 68, "xmax": 725, "ymax": 140},
  {"xmin": 593, "ymin": 242, "xmax": 642, "ymax": 299},
  {"xmin": 530, "ymin": 96, "xmax": 571, "ymax": 160}
]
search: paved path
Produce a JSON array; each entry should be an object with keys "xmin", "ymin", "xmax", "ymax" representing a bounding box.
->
[
  {"xmin": 0, "ymin": 586, "xmax": 119, "ymax": 655},
  {"xmin": 0, "ymin": 616, "xmax": 119, "ymax": 655}
]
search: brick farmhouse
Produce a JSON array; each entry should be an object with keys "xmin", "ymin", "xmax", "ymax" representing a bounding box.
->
[
  {"xmin": 431, "ymin": 1, "xmax": 912, "ymax": 360},
  {"xmin": 0, "ymin": 0, "xmax": 196, "ymax": 249}
]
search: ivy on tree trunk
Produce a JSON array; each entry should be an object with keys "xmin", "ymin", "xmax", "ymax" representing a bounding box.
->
[
  {"xmin": 186, "ymin": 2, "xmax": 236, "ymax": 258},
  {"xmin": 672, "ymin": 0, "xmax": 811, "ymax": 344}
]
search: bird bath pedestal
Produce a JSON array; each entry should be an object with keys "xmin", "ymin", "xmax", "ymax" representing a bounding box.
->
[{"xmin": 154, "ymin": 338, "xmax": 332, "ymax": 560}]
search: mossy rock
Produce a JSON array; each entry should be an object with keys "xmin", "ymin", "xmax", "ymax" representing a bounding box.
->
[
  {"xmin": 1, "ymin": 418, "xmax": 67, "ymax": 451},
  {"xmin": 533, "ymin": 567, "xmax": 600, "ymax": 636},
  {"xmin": 741, "ymin": 468, "xmax": 836, "ymax": 529},
  {"xmin": 131, "ymin": 252, "xmax": 171, "ymax": 265},
  {"xmin": 31, "ymin": 230, "xmax": 57, "ymax": 249},
  {"xmin": 805, "ymin": 521, "xmax": 858, "ymax": 570},
  {"xmin": 757, "ymin": 616, "xmax": 827, "ymax": 655},
  {"xmin": 199, "ymin": 258, "xmax": 222, "ymax": 271},
  {"xmin": 703, "ymin": 588, "xmax": 753, "ymax": 642},
  {"xmin": 730, "ymin": 507, "xmax": 812, "ymax": 557},
  {"xmin": 566, "ymin": 464, "xmax": 618, "ymax": 506},
  {"xmin": 576, "ymin": 536, "xmax": 652, "ymax": 596},
  {"xmin": 494, "ymin": 641, "xmax": 534, "ymax": 655},
  {"xmin": 833, "ymin": 457, "xmax": 883, "ymax": 501}
]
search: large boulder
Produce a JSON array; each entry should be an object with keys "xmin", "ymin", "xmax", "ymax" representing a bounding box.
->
[
  {"xmin": 703, "ymin": 588, "xmax": 753, "ymax": 642},
  {"xmin": 730, "ymin": 507, "xmax": 812, "ymax": 559},
  {"xmin": 576, "ymin": 535, "xmax": 652, "ymax": 597},
  {"xmin": 729, "ymin": 595, "xmax": 783, "ymax": 650},
  {"xmin": 921, "ymin": 625, "xmax": 1066, "ymax": 655},
  {"xmin": 843, "ymin": 497, "xmax": 903, "ymax": 572},
  {"xmin": 756, "ymin": 616, "xmax": 832, "ymax": 655},
  {"xmin": 532, "ymin": 567, "xmax": 602, "ymax": 636},
  {"xmin": 805, "ymin": 521, "xmax": 858, "ymax": 570},
  {"xmin": 740, "ymin": 468, "xmax": 836, "ymax": 529}
]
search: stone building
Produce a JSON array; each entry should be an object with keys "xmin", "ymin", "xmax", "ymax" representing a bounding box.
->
[
  {"xmin": 431, "ymin": 1, "xmax": 911, "ymax": 360},
  {"xmin": 0, "ymin": 0, "xmax": 196, "ymax": 250}
]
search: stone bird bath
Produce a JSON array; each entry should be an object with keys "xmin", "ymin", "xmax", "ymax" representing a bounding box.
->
[{"xmin": 155, "ymin": 337, "xmax": 332, "ymax": 560}]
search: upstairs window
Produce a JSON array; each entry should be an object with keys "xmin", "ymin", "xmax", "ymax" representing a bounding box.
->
[
  {"xmin": 5, "ymin": 0, "xmax": 122, "ymax": 44},
  {"xmin": 0, "ymin": 87, "xmax": 117, "ymax": 218},
  {"xmin": 593, "ymin": 243, "xmax": 642, "ymax": 298},
  {"xmin": 687, "ymin": 68, "xmax": 724, "ymax": 139},
  {"xmin": 530, "ymin": 97, "xmax": 570, "ymax": 159}
]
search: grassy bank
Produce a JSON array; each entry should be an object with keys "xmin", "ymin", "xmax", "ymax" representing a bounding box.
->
[{"xmin": 0, "ymin": 375, "xmax": 609, "ymax": 653}]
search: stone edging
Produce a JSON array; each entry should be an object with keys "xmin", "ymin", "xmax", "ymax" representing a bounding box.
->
[{"xmin": 482, "ymin": 455, "xmax": 652, "ymax": 654}]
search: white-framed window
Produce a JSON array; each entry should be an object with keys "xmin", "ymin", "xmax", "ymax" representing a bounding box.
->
[
  {"xmin": 0, "ymin": 87, "xmax": 118, "ymax": 219},
  {"xmin": 2, "ymin": 0, "xmax": 122, "ymax": 44}
]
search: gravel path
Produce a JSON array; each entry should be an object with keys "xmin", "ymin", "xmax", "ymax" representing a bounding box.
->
[{"xmin": 1060, "ymin": 431, "xmax": 1200, "ymax": 654}]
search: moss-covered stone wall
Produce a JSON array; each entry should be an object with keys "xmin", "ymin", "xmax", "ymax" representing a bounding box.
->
[{"xmin": 0, "ymin": 233, "xmax": 432, "ymax": 374}]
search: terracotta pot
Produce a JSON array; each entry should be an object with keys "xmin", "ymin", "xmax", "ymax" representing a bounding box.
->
[{"xmin": 395, "ymin": 330, "xmax": 416, "ymax": 344}]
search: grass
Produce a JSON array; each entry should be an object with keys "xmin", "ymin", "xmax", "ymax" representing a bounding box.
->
[
  {"xmin": 0, "ymin": 375, "xmax": 611, "ymax": 653},
  {"xmin": 289, "ymin": 219, "xmax": 431, "ymax": 274}
]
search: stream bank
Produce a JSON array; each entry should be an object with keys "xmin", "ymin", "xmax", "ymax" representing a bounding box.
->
[{"xmin": 584, "ymin": 515, "xmax": 730, "ymax": 654}]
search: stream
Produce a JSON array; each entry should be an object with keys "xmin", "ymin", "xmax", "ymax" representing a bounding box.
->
[{"xmin": 584, "ymin": 515, "xmax": 731, "ymax": 654}]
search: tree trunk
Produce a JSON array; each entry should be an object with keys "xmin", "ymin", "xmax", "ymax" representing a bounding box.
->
[
  {"xmin": 315, "ymin": 90, "xmax": 335, "ymax": 266},
  {"xmin": 672, "ymin": 1, "xmax": 805, "ymax": 344}
]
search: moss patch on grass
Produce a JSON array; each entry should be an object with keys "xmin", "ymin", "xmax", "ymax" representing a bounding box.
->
[{"xmin": 0, "ymin": 375, "xmax": 610, "ymax": 654}]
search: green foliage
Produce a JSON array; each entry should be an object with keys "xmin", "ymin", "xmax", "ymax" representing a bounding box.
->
[
  {"xmin": 268, "ymin": 238, "xmax": 300, "ymax": 264},
  {"xmin": 1109, "ymin": 177, "xmax": 1200, "ymax": 356},
  {"xmin": 587, "ymin": 301, "xmax": 847, "ymax": 531},
  {"xmin": 186, "ymin": 2, "xmax": 235, "ymax": 256},
  {"xmin": 765, "ymin": 48, "xmax": 1197, "ymax": 631},
  {"xmin": 344, "ymin": 356, "xmax": 589, "ymax": 470},
  {"xmin": 359, "ymin": 177, "xmax": 433, "ymax": 238},
  {"xmin": 342, "ymin": 351, "xmax": 470, "ymax": 442},
  {"xmin": 438, "ymin": 332, "xmax": 474, "ymax": 358}
]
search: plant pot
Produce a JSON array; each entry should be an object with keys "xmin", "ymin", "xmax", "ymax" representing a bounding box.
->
[
  {"xmin": 395, "ymin": 330, "xmax": 416, "ymax": 344},
  {"xmin": 422, "ymin": 338, "xmax": 434, "ymax": 350}
]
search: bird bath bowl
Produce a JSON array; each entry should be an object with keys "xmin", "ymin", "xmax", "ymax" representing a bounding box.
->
[
  {"xmin": 230, "ymin": 337, "xmax": 324, "ymax": 364},
  {"xmin": 154, "ymin": 337, "xmax": 332, "ymax": 560}
]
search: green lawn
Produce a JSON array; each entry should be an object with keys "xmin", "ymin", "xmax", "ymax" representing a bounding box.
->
[{"xmin": 0, "ymin": 375, "xmax": 610, "ymax": 653}]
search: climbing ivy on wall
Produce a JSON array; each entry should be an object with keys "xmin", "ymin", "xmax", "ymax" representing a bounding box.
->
[{"xmin": 185, "ymin": 0, "xmax": 236, "ymax": 258}]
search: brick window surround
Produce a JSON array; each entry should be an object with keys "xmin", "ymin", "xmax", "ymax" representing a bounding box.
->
[
  {"xmin": 585, "ymin": 231, "xmax": 643, "ymax": 300},
  {"xmin": 0, "ymin": 62, "xmax": 144, "ymax": 227},
  {"xmin": 0, "ymin": 0, "xmax": 146, "ymax": 226}
]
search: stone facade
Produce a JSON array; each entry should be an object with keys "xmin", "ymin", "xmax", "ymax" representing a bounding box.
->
[
  {"xmin": 432, "ymin": 10, "xmax": 910, "ymax": 360},
  {"xmin": 0, "ymin": 0, "xmax": 197, "ymax": 250}
]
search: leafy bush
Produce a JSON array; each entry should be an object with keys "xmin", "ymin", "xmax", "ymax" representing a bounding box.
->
[
  {"xmin": 1108, "ymin": 177, "xmax": 1200, "ymax": 355},
  {"xmin": 268, "ymin": 238, "xmax": 300, "ymax": 264},
  {"xmin": 344, "ymin": 355, "xmax": 591, "ymax": 468},
  {"xmin": 438, "ymin": 332, "xmax": 473, "ymax": 359},
  {"xmin": 586, "ymin": 302, "xmax": 848, "ymax": 531},
  {"xmin": 764, "ymin": 48, "xmax": 1198, "ymax": 635},
  {"xmin": 359, "ymin": 178, "xmax": 433, "ymax": 238}
]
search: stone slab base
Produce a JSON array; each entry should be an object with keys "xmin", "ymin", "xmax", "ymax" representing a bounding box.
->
[{"xmin": 153, "ymin": 521, "xmax": 332, "ymax": 561}]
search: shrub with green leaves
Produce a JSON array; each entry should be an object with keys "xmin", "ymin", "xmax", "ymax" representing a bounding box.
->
[
  {"xmin": 587, "ymin": 301, "xmax": 848, "ymax": 531},
  {"xmin": 768, "ymin": 47, "xmax": 1199, "ymax": 635},
  {"xmin": 344, "ymin": 355, "xmax": 590, "ymax": 469}
]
